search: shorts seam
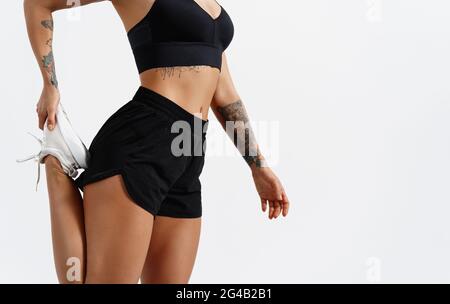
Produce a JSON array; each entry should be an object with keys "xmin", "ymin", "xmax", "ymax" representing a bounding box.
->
[
  {"xmin": 119, "ymin": 166, "xmax": 159, "ymax": 216},
  {"xmin": 75, "ymin": 167, "xmax": 159, "ymax": 216}
]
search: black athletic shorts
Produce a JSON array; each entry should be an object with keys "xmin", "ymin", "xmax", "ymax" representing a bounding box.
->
[{"xmin": 74, "ymin": 86, "xmax": 209, "ymax": 218}]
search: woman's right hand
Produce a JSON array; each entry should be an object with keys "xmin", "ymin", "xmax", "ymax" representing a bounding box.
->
[{"xmin": 36, "ymin": 86, "xmax": 60, "ymax": 131}]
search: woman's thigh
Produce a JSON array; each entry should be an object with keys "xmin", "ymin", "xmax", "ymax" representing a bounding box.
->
[
  {"xmin": 83, "ymin": 174, "xmax": 154, "ymax": 284},
  {"xmin": 45, "ymin": 156, "xmax": 86, "ymax": 284},
  {"xmin": 140, "ymin": 216, "xmax": 201, "ymax": 283}
]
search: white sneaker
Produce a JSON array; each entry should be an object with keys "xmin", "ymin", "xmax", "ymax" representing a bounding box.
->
[{"xmin": 16, "ymin": 102, "xmax": 90, "ymax": 191}]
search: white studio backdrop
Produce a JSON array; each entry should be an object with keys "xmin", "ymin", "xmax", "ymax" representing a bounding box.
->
[{"xmin": 1, "ymin": 0, "xmax": 450, "ymax": 283}]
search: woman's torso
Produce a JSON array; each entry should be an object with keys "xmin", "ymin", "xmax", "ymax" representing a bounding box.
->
[{"xmin": 110, "ymin": 0, "xmax": 232, "ymax": 120}]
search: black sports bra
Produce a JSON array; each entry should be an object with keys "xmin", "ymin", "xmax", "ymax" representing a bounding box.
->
[{"xmin": 126, "ymin": 0, "xmax": 234, "ymax": 73}]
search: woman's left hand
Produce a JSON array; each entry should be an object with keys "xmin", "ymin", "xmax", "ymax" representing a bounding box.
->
[{"xmin": 252, "ymin": 167, "xmax": 290, "ymax": 219}]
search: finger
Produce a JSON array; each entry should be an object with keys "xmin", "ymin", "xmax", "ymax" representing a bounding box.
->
[
  {"xmin": 277, "ymin": 190, "xmax": 283, "ymax": 201},
  {"xmin": 273, "ymin": 201, "xmax": 282, "ymax": 219},
  {"xmin": 268, "ymin": 201, "xmax": 275, "ymax": 219},
  {"xmin": 47, "ymin": 106, "xmax": 57, "ymax": 131},
  {"xmin": 282, "ymin": 202, "xmax": 289, "ymax": 217},
  {"xmin": 38, "ymin": 113, "xmax": 47, "ymax": 130},
  {"xmin": 261, "ymin": 198, "xmax": 267, "ymax": 212},
  {"xmin": 282, "ymin": 191, "xmax": 290, "ymax": 217}
]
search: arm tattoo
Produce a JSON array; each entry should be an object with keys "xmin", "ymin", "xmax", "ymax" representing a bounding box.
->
[
  {"xmin": 41, "ymin": 19, "xmax": 54, "ymax": 31},
  {"xmin": 42, "ymin": 51, "xmax": 58, "ymax": 88},
  {"xmin": 217, "ymin": 100, "xmax": 265, "ymax": 168},
  {"xmin": 40, "ymin": 19, "xmax": 58, "ymax": 88}
]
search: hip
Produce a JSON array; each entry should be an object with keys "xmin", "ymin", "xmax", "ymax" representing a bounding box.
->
[{"xmin": 89, "ymin": 86, "xmax": 209, "ymax": 158}]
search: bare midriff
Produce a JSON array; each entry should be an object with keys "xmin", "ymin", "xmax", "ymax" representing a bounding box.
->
[
  {"xmin": 139, "ymin": 66, "xmax": 220, "ymax": 121},
  {"xmin": 112, "ymin": 0, "xmax": 221, "ymax": 121}
]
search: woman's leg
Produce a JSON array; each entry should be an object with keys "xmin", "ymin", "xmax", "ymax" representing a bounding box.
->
[
  {"xmin": 83, "ymin": 174, "xmax": 154, "ymax": 284},
  {"xmin": 140, "ymin": 216, "xmax": 201, "ymax": 283},
  {"xmin": 44, "ymin": 155, "xmax": 86, "ymax": 284}
]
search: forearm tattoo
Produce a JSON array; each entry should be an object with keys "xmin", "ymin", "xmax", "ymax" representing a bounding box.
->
[
  {"xmin": 40, "ymin": 19, "xmax": 58, "ymax": 88},
  {"xmin": 40, "ymin": 19, "xmax": 54, "ymax": 31},
  {"xmin": 217, "ymin": 100, "xmax": 265, "ymax": 168}
]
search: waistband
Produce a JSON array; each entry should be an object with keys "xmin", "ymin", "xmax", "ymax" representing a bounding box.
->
[{"xmin": 132, "ymin": 86, "xmax": 209, "ymax": 135}]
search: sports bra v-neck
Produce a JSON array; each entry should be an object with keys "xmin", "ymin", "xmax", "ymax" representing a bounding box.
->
[{"xmin": 126, "ymin": 0, "xmax": 234, "ymax": 73}]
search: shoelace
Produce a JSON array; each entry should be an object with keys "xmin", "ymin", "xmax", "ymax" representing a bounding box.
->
[{"xmin": 16, "ymin": 132, "xmax": 78, "ymax": 191}]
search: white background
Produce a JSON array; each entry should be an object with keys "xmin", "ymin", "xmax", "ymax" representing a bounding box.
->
[{"xmin": 1, "ymin": 0, "xmax": 450, "ymax": 283}]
